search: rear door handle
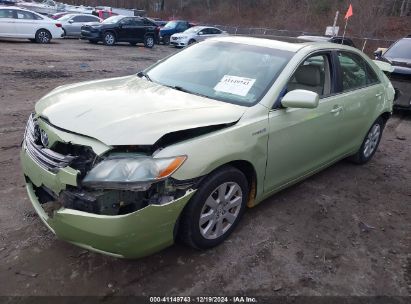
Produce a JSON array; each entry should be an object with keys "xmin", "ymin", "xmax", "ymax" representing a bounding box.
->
[{"xmin": 331, "ymin": 106, "xmax": 343, "ymax": 114}]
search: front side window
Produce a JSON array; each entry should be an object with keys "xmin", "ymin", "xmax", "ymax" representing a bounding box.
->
[
  {"xmin": 102, "ymin": 16, "xmax": 123, "ymax": 24},
  {"xmin": 337, "ymin": 52, "xmax": 379, "ymax": 92},
  {"xmin": 146, "ymin": 41, "xmax": 294, "ymax": 106},
  {"xmin": 287, "ymin": 54, "xmax": 331, "ymax": 98},
  {"xmin": 211, "ymin": 28, "xmax": 222, "ymax": 35}
]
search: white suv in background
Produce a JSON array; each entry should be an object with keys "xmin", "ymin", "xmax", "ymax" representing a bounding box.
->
[{"xmin": 0, "ymin": 6, "xmax": 63, "ymax": 43}]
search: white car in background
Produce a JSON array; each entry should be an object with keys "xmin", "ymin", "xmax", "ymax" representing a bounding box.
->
[
  {"xmin": 0, "ymin": 6, "xmax": 63, "ymax": 43},
  {"xmin": 170, "ymin": 26, "xmax": 228, "ymax": 47}
]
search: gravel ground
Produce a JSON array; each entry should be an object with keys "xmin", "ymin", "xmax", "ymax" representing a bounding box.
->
[{"xmin": 0, "ymin": 38, "xmax": 410, "ymax": 297}]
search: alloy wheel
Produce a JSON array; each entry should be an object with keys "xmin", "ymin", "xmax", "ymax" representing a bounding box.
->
[
  {"xmin": 363, "ymin": 124, "xmax": 381, "ymax": 158},
  {"xmin": 199, "ymin": 182, "xmax": 243, "ymax": 240},
  {"xmin": 38, "ymin": 31, "xmax": 50, "ymax": 43},
  {"xmin": 105, "ymin": 33, "xmax": 115, "ymax": 45},
  {"xmin": 146, "ymin": 37, "xmax": 154, "ymax": 48}
]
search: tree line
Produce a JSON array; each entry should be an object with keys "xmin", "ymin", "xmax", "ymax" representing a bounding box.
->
[{"xmin": 63, "ymin": 0, "xmax": 411, "ymax": 39}]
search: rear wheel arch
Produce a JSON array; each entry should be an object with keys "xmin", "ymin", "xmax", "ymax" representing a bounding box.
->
[{"xmin": 379, "ymin": 112, "xmax": 391, "ymax": 126}]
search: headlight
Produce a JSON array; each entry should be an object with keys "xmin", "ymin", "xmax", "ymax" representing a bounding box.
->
[{"xmin": 82, "ymin": 155, "xmax": 186, "ymax": 191}]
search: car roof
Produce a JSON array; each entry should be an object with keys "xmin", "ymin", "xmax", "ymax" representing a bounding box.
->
[
  {"xmin": 210, "ymin": 36, "xmax": 308, "ymax": 52},
  {"xmin": 209, "ymin": 36, "xmax": 359, "ymax": 54},
  {"xmin": 297, "ymin": 35, "xmax": 330, "ymax": 42}
]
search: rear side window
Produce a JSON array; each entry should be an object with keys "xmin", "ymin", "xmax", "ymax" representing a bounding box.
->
[
  {"xmin": 73, "ymin": 16, "xmax": 97, "ymax": 22},
  {"xmin": 16, "ymin": 11, "xmax": 42, "ymax": 20},
  {"xmin": 337, "ymin": 52, "xmax": 379, "ymax": 92},
  {"xmin": 0, "ymin": 9, "xmax": 14, "ymax": 18}
]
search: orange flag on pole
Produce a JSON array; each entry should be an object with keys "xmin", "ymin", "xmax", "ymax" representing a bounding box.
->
[{"xmin": 345, "ymin": 4, "xmax": 353, "ymax": 19}]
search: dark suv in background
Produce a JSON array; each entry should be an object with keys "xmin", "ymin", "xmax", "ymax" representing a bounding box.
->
[
  {"xmin": 159, "ymin": 20, "xmax": 194, "ymax": 45},
  {"xmin": 81, "ymin": 15, "xmax": 157, "ymax": 47},
  {"xmin": 297, "ymin": 35, "xmax": 356, "ymax": 47},
  {"xmin": 375, "ymin": 36, "xmax": 411, "ymax": 110}
]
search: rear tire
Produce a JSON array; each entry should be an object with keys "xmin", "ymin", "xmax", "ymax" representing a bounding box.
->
[
  {"xmin": 349, "ymin": 117, "xmax": 384, "ymax": 164},
  {"xmin": 144, "ymin": 35, "xmax": 154, "ymax": 48},
  {"xmin": 35, "ymin": 29, "xmax": 51, "ymax": 44},
  {"xmin": 103, "ymin": 31, "xmax": 116, "ymax": 46},
  {"xmin": 178, "ymin": 166, "xmax": 248, "ymax": 249}
]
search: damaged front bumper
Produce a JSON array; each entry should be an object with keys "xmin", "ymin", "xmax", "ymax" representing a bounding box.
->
[{"xmin": 20, "ymin": 131, "xmax": 196, "ymax": 259}]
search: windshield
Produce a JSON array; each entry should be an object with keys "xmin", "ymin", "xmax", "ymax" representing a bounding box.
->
[
  {"xmin": 103, "ymin": 16, "xmax": 123, "ymax": 24},
  {"xmin": 384, "ymin": 39, "xmax": 411, "ymax": 60},
  {"xmin": 57, "ymin": 14, "xmax": 74, "ymax": 21},
  {"xmin": 184, "ymin": 27, "xmax": 202, "ymax": 33},
  {"xmin": 164, "ymin": 21, "xmax": 178, "ymax": 29},
  {"xmin": 146, "ymin": 41, "xmax": 294, "ymax": 106}
]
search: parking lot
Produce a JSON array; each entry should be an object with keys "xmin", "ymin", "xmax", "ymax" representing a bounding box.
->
[{"xmin": 0, "ymin": 38, "xmax": 410, "ymax": 296}]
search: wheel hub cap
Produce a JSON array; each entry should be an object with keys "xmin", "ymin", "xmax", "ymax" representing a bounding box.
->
[
  {"xmin": 363, "ymin": 124, "xmax": 381, "ymax": 158},
  {"xmin": 199, "ymin": 182, "xmax": 242, "ymax": 240}
]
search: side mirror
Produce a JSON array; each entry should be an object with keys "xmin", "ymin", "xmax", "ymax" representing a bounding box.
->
[
  {"xmin": 281, "ymin": 89, "xmax": 319, "ymax": 109},
  {"xmin": 198, "ymin": 31, "xmax": 203, "ymax": 35},
  {"xmin": 68, "ymin": 19, "xmax": 74, "ymax": 24},
  {"xmin": 374, "ymin": 49, "xmax": 383, "ymax": 59}
]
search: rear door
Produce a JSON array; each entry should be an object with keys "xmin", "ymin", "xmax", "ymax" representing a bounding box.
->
[
  {"xmin": 0, "ymin": 9, "xmax": 16, "ymax": 37},
  {"xmin": 15, "ymin": 10, "xmax": 41, "ymax": 37},
  {"xmin": 334, "ymin": 51, "xmax": 385, "ymax": 152}
]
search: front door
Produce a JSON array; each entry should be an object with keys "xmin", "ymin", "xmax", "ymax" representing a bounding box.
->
[{"xmin": 264, "ymin": 52, "xmax": 346, "ymax": 193}]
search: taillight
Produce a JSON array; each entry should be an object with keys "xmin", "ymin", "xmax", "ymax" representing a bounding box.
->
[{"xmin": 55, "ymin": 23, "xmax": 62, "ymax": 28}]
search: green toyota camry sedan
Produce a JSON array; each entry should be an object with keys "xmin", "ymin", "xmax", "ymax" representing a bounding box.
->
[{"xmin": 21, "ymin": 37, "xmax": 395, "ymax": 258}]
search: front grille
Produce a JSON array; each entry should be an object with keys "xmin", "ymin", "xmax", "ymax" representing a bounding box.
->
[{"xmin": 24, "ymin": 114, "xmax": 76, "ymax": 173}]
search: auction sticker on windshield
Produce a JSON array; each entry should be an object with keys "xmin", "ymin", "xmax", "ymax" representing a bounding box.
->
[{"xmin": 214, "ymin": 75, "xmax": 256, "ymax": 96}]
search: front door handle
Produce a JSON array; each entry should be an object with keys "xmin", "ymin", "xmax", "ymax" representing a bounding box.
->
[{"xmin": 330, "ymin": 106, "xmax": 343, "ymax": 114}]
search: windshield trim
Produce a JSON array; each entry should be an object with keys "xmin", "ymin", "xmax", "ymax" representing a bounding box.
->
[{"xmin": 145, "ymin": 41, "xmax": 294, "ymax": 107}]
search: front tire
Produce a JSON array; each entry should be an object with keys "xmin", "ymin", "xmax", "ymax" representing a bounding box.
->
[
  {"xmin": 178, "ymin": 166, "xmax": 248, "ymax": 249},
  {"xmin": 350, "ymin": 117, "xmax": 384, "ymax": 164},
  {"xmin": 35, "ymin": 29, "xmax": 51, "ymax": 44},
  {"xmin": 103, "ymin": 31, "xmax": 116, "ymax": 46},
  {"xmin": 162, "ymin": 35, "xmax": 170, "ymax": 45},
  {"xmin": 188, "ymin": 39, "xmax": 196, "ymax": 45}
]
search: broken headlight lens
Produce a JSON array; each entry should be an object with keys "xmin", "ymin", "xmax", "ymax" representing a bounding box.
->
[{"xmin": 82, "ymin": 155, "xmax": 186, "ymax": 191}]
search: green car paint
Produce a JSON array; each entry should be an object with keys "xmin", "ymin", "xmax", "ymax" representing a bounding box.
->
[
  {"xmin": 25, "ymin": 180, "xmax": 196, "ymax": 258},
  {"xmin": 21, "ymin": 37, "xmax": 394, "ymax": 258}
]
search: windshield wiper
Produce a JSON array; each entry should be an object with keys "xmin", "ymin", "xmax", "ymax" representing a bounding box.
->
[
  {"xmin": 137, "ymin": 71, "xmax": 152, "ymax": 82},
  {"xmin": 166, "ymin": 85, "xmax": 208, "ymax": 98}
]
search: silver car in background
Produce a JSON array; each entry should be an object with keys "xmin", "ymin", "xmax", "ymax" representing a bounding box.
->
[
  {"xmin": 170, "ymin": 26, "xmax": 228, "ymax": 47},
  {"xmin": 58, "ymin": 13, "xmax": 102, "ymax": 38}
]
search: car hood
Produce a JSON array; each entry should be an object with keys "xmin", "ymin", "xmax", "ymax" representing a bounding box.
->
[{"xmin": 35, "ymin": 76, "xmax": 246, "ymax": 146}]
